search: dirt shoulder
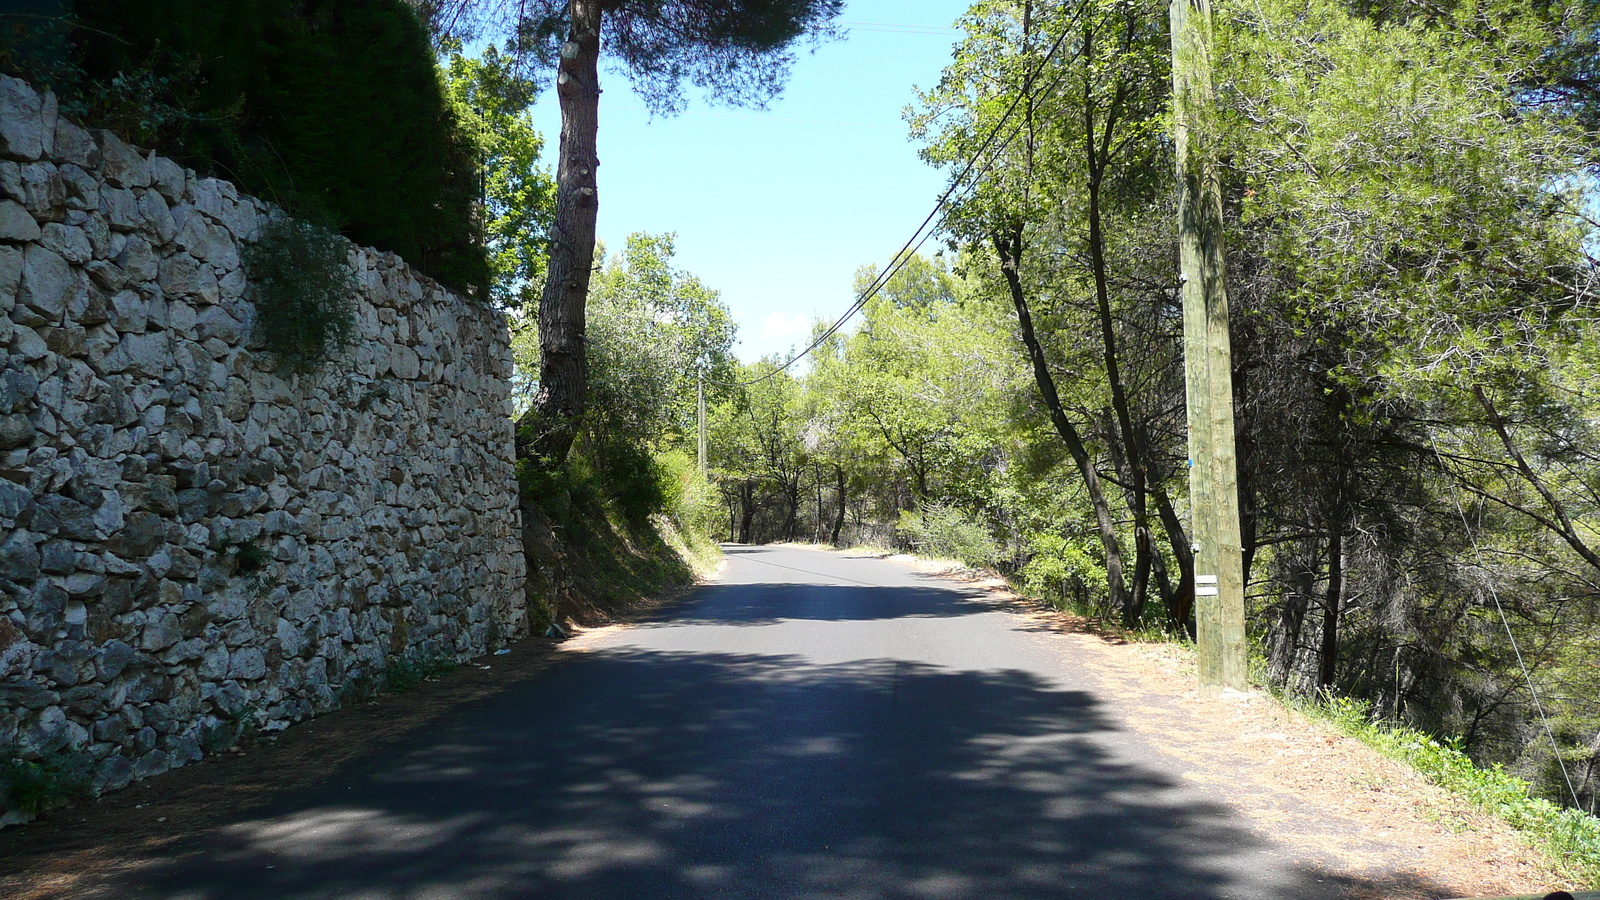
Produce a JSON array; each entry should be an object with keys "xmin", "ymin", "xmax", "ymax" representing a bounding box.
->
[{"xmin": 905, "ymin": 556, "xmax": 1573, "ymax": 900}]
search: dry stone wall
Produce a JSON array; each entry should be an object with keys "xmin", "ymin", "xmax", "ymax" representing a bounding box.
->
[{"xmin": 0, "ymin": 76, "xmax": 526, "ymax": 817}]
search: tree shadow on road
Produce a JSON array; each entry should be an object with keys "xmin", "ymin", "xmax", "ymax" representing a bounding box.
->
[
  {"xmin": 98, "ymin": 645, "xmax": 1469, "ymax": 900},
  {"xmin": 638, "ymin": 582, "xmax": 1000, "ymax": 627}
]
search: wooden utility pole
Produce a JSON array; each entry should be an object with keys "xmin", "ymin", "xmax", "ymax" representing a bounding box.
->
[
  {"xmin": 1170, "ymin": 0, "xmax": 1247, "ymax": 691},
  {"xmin": 697, "ymin": 373, "xmax": 708, "ymax": 479}
]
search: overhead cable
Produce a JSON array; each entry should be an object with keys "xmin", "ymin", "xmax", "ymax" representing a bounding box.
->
[{"xmin": 720, "ymin": 16, "xmax": 1075, "ymax": 388}]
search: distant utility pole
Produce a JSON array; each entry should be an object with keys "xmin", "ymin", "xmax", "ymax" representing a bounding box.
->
[
  {"xmin": 1170, "ymin": 0, "xmax": 1247, "ymax": 691},
  {"xmin": 697, "ymin": 373, "xmax": 708, "ymax": 479}
]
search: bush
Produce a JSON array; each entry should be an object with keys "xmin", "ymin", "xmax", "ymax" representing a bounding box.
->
[
  {"xmin": 1019, "ymin": 531, "xmax": 1109, "ymax": 613},
  {"xmin": 897, "ymin": 503, "xmax": 1001, "ymax": 567},
  {"xmin": 592, "ymin": 438, "xmax": 667, "ymax": 524},
  {"xmin": 656, "ymin": 448, "xmax": 721, "ymax": 537},
  {"xmin": 1, "ymin": 748, "xmax": 93, "ymax": 816},
  {"xmin": 244, "ymin": 217, "xmax": 357, "ymax": 371},
  {"xmin": 63, "ymin": 0, "xmax": 487, "ymax": 293}
]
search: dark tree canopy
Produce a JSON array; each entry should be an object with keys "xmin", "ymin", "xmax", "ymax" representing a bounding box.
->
[
  {"xmin": 426, "ymin": 0, "xmax": 842, "ymax": 112},
  {"xmin": 68, "ymin": 0, "xmax": 487, "ymax": 292}
]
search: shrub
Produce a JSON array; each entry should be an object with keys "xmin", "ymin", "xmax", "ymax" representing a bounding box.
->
[
  {"xmin": 592, "ymin": 438, "xmax": 667, "ymax": 524},
  {"xmin": 1, "ymin": 748, "xmax": 93, "ymax": 816},
  {"xmin": 897, "ymin": 503, "xmax": 1002, "ymax": 567},
  {"xmin": 655, "ymin": 448, "xmax": 721, "ymax": 537},
  {"xmin": 1019, "ymin": 531, "xmax": 1109, "ymax": 613},
  {"xmin": 244, "ymin": 217, "xmax": 357, "ymax": 371},
  {"xmin": 64, "ymin": 0, "xmax": 487, "ymax": 293}
]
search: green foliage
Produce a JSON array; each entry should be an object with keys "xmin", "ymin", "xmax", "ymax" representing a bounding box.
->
[
  {"xmin": 229, "ymin": 538, "xmax": 271, "ymax": 574},
  {"xmin": 380, "ymin": 650, "xmax": 458, "ymax": 693},
  {"xmin": 0, "ymin": 13, "xmax": 208, "ymax": 148},
  {"xmin": 896, "ymin": 502, "xmax": 1002, "ymax": 567},
  {"xmin": 511, "ymin": 232, "xmax": 735, "ymax": 537},
  {"xmin": 243, "ymin": 217, "xmax": 358, "ymax": 371},
  {"xmin": 1303, "ymin": 694, "xmax": 1600, "ymax": 887},
  {"xmin": 587, "ymin": 234, "xmax": 738, "ymax": 437},
  {"xmin": 1019, "ymin": 531, "xmax": 1109, "ymax": 612},
  {"xmin": 510, "ymin": 0, "xmax": 843, "ymax": 114},
  {"xmin": 518, "ymin": 438, "xmax": 703, "ymax": 537},
  {"xmin": 65, "ymin": 0, "xmax": 486, "ymax": 292},
  {"xmin": 441, "ymin": 40, "xmax": 555, "ymax": 308},
  {"xmin": 592, "ymin": 439, "xmax": 669, "ymax": 524},
  {"xmin": 1, "ymin": 747, "xmax": 93, "ymax": 816},
  {"xmin": 1217, "ymin": 0, "xmax": 1595, "ymax": 389},
  {"xmin": 655, "ymin": 448, "xmax": 723, "ymax": 538}
]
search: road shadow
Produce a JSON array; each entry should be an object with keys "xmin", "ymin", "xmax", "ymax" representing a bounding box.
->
[
  {"xmin": 96, "ymin": 644, "xmax": 1468, "ymax": 900},
  {"xmin": 638, "ymin": 582, "xmax": 1002, "ymax": 627}
]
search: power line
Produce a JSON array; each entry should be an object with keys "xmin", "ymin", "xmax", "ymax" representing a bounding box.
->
[
  {"xmin": 838, "ymin": 20, "xmax": 964, "ymax": 36},
  {"xmin": 597, "ymin": 103, "xmax": 899, "ymax": 129},
  {"xmin": 720, "ymin": 18, "xmax": 1075, "ymax": 388}
]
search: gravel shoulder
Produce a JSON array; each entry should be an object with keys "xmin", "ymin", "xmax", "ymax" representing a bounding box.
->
[{"xmin": 901, "ymin": 553, "xmax": 1570, "ymax": 899}]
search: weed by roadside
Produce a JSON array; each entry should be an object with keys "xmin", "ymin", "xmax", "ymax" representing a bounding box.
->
[
  {"xmin": 1291, "ymin": 693, "xmax": 1600, "ymax": 889},
  {"xmin": 1, "ymin": 748, "xmax": 93, "ymax": 819},
  {"xmin": 380, "ymin": 653, "xmax": 459, "ymax": 694}
]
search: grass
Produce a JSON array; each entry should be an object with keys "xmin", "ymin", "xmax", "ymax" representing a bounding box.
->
[
  {"xmin": 654, "ymin": 513, "xmax": 723, "ymax": 580},
  {"xmin": 1293, "ymin": 693, "xmax": 1600, "ymax": 889}
]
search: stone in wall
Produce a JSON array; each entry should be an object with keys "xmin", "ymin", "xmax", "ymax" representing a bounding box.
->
[{"xmin": 0, "ymin": 76, "xmax": 526, "ymax": 823}]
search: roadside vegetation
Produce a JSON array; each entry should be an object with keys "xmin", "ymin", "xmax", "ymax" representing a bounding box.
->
[
  {"xmin": 707, "ymin": 0, "xmax": 1600, "ymax": 838},
  {"xmin": 9, "ymin": 0, "xmax": 1599, "ymax": 867},
  {"xmin": 1302, "ymin": 693, "xmax": 1600, "ymax": 888},
  {"xmin": 510, "ymin": 232, "xmax": 734, "ymax": 628}
]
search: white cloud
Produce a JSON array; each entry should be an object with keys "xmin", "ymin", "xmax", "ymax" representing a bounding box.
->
[{"xmin": 761, "ymin": 311, "xmax": 809, "ymax": 340}]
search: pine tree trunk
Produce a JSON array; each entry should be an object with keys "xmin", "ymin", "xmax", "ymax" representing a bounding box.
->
[
  {"xmin": 522, "ymin": 0, "xmax": 602, "ymax": 465},
  {"xmin": 1317, "ymin": 525, "xmax": 1344, "ymax": 688},
  {"xmin": 831, "ymin": 464, "xmax": 847, "ymax": 545}
]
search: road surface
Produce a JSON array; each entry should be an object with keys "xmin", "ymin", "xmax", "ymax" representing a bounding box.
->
[{"xmin": 97, "ymin": 545, "xmax": 1405, "ymax": 899}]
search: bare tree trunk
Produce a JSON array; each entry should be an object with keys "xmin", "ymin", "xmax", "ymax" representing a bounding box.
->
[
  {"xmin": 1083, "ymin": 22, "xmax": 1146, "ymax": 627},
  {"xmin": 739, "ymin": 481, "xmax": 755, "ymax": 543},
  {"xmin": 813, "ymin": 462, "xmax": 825, "ymax": 542},
  {"xmin": 1317, "ymin": 524, "xmax": 1344, "ymax": 689},
  {"xmin": 830, "ymin": 464, "xmax": 847, "ymax": 545},
  {"xmin": 1150, "ymin": 482, "xmax": 1195, "ymax": 632},
  {"xmin": 1269, "ymin": 553, "xmax": 1314, "ymax": 686},
  {"xmin": 995, "ymin": 225, "xmax": 1130, "ymax": 616},
  {"xmin": 520, "ymin": 0, "xmax": 602, "ymax": 465}
]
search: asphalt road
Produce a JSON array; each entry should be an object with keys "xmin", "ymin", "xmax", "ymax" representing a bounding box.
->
[{"xmin": 108, "ymin": 545, "xmax": 1372, "ymax": 899}]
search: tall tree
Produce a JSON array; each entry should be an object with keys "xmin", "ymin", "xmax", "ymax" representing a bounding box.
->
[{"xmin": 479, "ymin": 0, "xmax": 843, "ymax": 465}]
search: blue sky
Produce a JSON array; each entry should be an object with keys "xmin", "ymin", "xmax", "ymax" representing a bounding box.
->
[{"xmin": 527, "ymin": 1, "xmax": 974, "ymax": 364}]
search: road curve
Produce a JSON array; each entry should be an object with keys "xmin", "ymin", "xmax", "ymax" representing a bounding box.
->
[{"xmin": 106, "ymin": 545, "xmax": 1386, "ymax": 899}]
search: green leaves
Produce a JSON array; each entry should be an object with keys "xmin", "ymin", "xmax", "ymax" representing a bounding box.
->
[
  {"xmin": 243, "ymin": 218, "xmax": 358, "ymax": 372},
  {"xmin": 442, "ymin": 42, "xmax": 555, "ymax": 309},
  {"xmin": 1216, "ymin": 0, "xmax": 1597, "ymax": 389},
  {"xmin": 582, "ymin": 233, "xmax": 736, "ymax": 448}
]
